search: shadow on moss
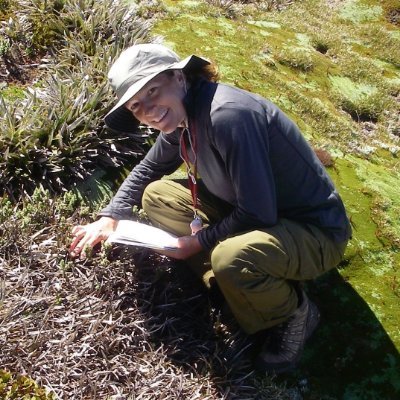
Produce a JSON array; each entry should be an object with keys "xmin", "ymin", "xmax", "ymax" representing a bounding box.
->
[{"xmin": 295, "ymin": 269, "xmax": 400, "ymax": 399}]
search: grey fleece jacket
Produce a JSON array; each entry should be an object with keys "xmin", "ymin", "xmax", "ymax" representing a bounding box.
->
[{"xmin": 99, "ymin": 80, "xmax": 352, "ymax": 251}]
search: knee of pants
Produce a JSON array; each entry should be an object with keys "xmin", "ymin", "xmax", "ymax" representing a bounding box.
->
[
  {"xmin": 210, "ymin": 231, "xmax": 289, "ymax": 281},
  {"xmin": 142, "ymin": 180, "xmax": 166, "ymax": 214},
  {"xmin": 210, "ymin": 234, "xmax": 261, "ymax": 280}
]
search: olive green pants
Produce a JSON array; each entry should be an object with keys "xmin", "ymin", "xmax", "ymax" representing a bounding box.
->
[{"xmin": 142, "ymin": 180, "xmax": 347, "ymax": 334}]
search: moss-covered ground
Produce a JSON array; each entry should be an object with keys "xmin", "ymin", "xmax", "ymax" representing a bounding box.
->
[{"xmin": 151, "ymin": 0, "xmax": 400, "ymax": 397}]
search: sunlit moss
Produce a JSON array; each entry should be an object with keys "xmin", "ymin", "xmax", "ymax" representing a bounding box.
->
[
  {"xmin": 154, "ymin": 0, "xmax": 400, "ymax": 361},
  {"xmin": 358, "ymin": 24, "xmax": 400, "ymax": 66},
  {"xmin": 339, "ymin": 0, "xmax": 383, "ymax": 23}
]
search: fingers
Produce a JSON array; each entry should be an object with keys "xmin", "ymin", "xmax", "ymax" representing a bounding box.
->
[
  {"xmin": 69, "ymin": 234, "xmax": 87, "ymax": 258},
  {"xmin": 69, "ymin": 228, "xmax": 95, "ymax": 259},
  {"xmin": 69, "ymin": 218, "xmax": 117, "ymax": 259}
]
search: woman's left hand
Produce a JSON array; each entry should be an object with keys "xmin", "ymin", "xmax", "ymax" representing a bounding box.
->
[{"xmin": 156, "ymin": 234, "xmax": 203, "ymax": 260}]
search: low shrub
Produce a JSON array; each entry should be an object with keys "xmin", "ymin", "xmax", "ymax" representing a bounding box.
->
[
  {"xmin": 0, "ymin": 187, "xmax": 292, "ymax": 399},
  {"xmin": 0, "ymin": 0, "xmax": 11, "ymax": 16},
  {"xmin": 0, "ymin": 369, "xmax": 54, "ymax": 400}
]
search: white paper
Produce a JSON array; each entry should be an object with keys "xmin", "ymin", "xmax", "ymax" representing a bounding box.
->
[{"xmin": 107, "ymin": 220, "xmax": 178, "ymax": 250}]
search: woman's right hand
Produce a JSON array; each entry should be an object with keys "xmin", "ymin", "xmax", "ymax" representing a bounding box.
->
[{"xmin": 69, "ymin": 216, "xmax": 118, "ymax": 258}]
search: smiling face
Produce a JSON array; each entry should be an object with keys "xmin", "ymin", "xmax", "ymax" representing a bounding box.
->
[{"xmin": 125, "ymin": 70, "xmax": 188, "ymax": 133}]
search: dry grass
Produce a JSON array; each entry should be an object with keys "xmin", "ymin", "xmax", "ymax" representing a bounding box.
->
[{"xmin": 0, "ymin": 193, "xmax": 292, "ymax": 399}]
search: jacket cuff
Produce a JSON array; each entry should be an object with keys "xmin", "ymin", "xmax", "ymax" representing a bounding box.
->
[{"xmin": 197, "ymin": 228, "xmax": 216, "ymax": 252}]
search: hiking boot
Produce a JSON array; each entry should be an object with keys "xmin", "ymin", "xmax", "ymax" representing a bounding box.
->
[{"xmin": 255, "ymin": 290, "xmax": 320, "ymax": 374}]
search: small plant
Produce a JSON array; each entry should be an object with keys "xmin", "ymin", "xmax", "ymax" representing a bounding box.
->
[
  {"xmin": 336, "ymin": 52, "xmax": 388, "ymax": 84},
  {"xmin": 0, "ymin": 36, "xmax": 10, "ymax": 57},
  {"xmin": 340, "ymin": 91, "xmax": 391, "ymax": 122},
  {"xmin": 135, "ymin": 0, "xmax": 168, "ymax": 19},
  {"xmin": 310, "ymin": 35, "xmax": 332, "ymax": 54},
  {"xmin": 0, "ymin": 0, "xmax": 63, "ymax": 64},
  {"xmin": 0, "ymin": 370, "xmax": 54, "ymax": 400},
  {"xmin": 205, "ymin": 0, "xmax": 238, "ymax": 18},
  {"xmin": 359, "ymin": 24, "xmax": 400, "ymax": 67}
]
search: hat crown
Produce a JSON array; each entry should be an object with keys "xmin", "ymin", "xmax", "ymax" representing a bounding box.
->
[{"xmin": 108, "ymin": 43, "xmax": 181, "ymax": 99}]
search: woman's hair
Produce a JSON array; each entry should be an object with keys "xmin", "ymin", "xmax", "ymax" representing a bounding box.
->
[
  {"xmin": 185, "ymin": 62, "xmax": 219, "ymax": 83},
  {"xmin": 162, "ymin": 62, "xmax": 219, "ymax": 84}
]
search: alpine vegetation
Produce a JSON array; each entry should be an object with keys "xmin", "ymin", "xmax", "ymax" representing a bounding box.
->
[{"xmin": 0, "ymin": 0, "xmax": 153, "ymax": 200}]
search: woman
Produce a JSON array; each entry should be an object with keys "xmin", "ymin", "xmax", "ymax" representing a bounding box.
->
[{"xmin": 69, "ymin": 43, "xmax": 352, "ymax": 374}]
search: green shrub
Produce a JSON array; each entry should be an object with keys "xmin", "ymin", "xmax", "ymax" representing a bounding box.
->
[
  {"xmin": 0, "ymin": 76, "xmax": 149, "ymax": 199},
  {"xmin": 339, "ymin": 91, "xmax": 391, "ymax": 122},
  {"xmin": 0, "ymin": 369, "xmax": 54, "ymax": 399},
  {"xmin": 23, "ymin": 0, "xmax": 66, "ymax": 52},
  {"xmin": 311, "ymin": 38, "xmax": 329, "ymax": 54},
  {"xmin": 336, "ymin": 52, "xmax": 392, "ymax": 84},
  {"xmin": 0, "ymin": 0, "xmax": 64, "ymax": 62}
]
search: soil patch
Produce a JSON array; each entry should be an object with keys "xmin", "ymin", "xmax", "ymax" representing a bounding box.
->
[{"xmin": 0, "ymin": 50, "xmax": 43, "ymax": 85}]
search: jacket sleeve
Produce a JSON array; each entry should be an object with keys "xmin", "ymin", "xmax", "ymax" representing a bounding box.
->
[
  {"xmin": 197, "ymin": 106, "xmax": 277, "ymax": 251},
  {"xmin": 99, "ymin": 130, "xmax": 182, "ymax": 220}
]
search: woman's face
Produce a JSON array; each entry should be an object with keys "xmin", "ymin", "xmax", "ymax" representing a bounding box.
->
[{"xmin": 125, "ymin": 71, "xmax": 187, "ymax": 133}]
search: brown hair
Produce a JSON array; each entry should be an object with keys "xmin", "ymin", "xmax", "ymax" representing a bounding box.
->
[
  {"xmin": 185, "ymin": 62, "xmax": 219, "ymax": 83},
  {"xmin": 163, "ymin": 62, "xmax": 219, "ymax": 84}
]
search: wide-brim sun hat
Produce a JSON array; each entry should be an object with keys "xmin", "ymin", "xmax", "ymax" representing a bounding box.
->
[{"xmin": 104, "ymin": 43, "xmax": 210, "ymax": 133}]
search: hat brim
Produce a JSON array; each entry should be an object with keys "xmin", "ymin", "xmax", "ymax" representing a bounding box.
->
[{"xmin": 104, "ymin": 54, "xmax": 210, "ymax": 133}]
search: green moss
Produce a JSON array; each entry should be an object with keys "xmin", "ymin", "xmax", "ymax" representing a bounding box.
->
[
  {"xmin": 0, "ymin": 86, "xmax": 26, "ymax": 102},
  {"xmin": 153, "ymin": 1, "xmax": 400, "ymax": 397},
  {"xmin": 339, "ymin": 0, "xmax": 383, "ymax": 23},
  {"xmin": 247, "ymin": 20, "xmax": 281, "ymax": 29},
  {"xmin": 301, "ymin": 161, "xmax": 400, "ymax": 395},
  {"xmin": 354, "ymin": 159, "xmax": 400, "ymax": 246},
  {"xmin": 328, "ymin": 156, "xmax": 400, "ymax": 349},
  {"xmin": 330, "ymin": 158, "xmax": 383, "ymax": 252},
  {"xmin": 180, "ymin": 0, "xmax": 202, "ymax": 7}
]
